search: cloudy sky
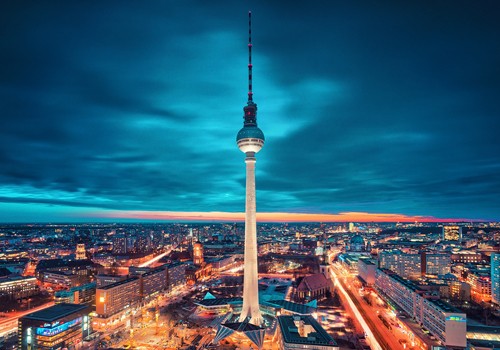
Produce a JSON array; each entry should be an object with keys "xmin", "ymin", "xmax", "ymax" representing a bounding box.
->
[{"xmin": 1, "ymin": 1, "xmax": 499, "ymax": 222}]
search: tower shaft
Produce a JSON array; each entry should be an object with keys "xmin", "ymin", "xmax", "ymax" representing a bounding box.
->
[{"xmin": 239, "ymin": 154, "xmax": 262, "ymax": 325}]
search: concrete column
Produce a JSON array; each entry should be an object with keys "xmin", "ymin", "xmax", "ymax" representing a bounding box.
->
[{"xmin": 239, "ymin": 154, "xmax": 262, "ymax": 325}]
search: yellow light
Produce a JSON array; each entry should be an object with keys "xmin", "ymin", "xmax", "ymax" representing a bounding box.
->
[{"xmin": 99, "ymin": 296, "xmax": 105, "ymax": 303}]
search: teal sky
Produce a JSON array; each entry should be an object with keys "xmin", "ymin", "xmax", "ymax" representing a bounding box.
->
[{"xmin": 1, "ymin": 1, "xmax": 499, "ymax": 222}]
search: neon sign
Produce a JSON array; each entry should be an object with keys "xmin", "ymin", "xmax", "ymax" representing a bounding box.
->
[
  {"xmin": 445, "ymin": 316, "xmax": 465, "ymax": 322},
  {"xmin": 36, "ymin": 317, "xmax": 82, "ymax": 336}
]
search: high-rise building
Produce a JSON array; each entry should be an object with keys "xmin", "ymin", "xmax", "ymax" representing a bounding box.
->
[
  {"xmin": 236, "ymin": 11, "xmax": 265, "ymax": 326},
  {"xmin": 490, "ymin": 253, "xmax": 500, "ymax": 305},
  {"xmin": 112, "ymin": 234, "xmax": 128, "ymax": 254}
]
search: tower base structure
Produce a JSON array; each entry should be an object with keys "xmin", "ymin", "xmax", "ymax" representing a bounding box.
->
[{"xmin": 214, "ymin": 319, "xmax": 265, "ymax": 349}]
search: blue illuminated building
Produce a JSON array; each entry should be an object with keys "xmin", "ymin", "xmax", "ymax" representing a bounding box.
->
[{"xmin": 18, "ymin": 303, "xmax": 91, "ymax": 350}]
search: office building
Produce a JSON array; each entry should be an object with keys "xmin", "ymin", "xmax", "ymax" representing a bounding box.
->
[
  {"xmin": 18, "ymin": 303, "xmax": 91, "ymax": 350},
  {"xmin": 95, "ymin": 277, "xmax": 140, "ymax": 319},
  {"xmin": 358, "ymin": 257, "xmax": 377, "ymax": 286},
  {"xmin": 141, "ymin": 267, "xmax": 167, "ymax": 298},
  {"xmin": 165, "ymin": 262, "xmax": 186, "ymax": 290},
  {"xmin": 374, "ymin": 269, "xmax": 466, "ymax": 348},
  {"xmin": 492, "ymin": 253, "xmax": 500, "ymax": 305},
  {"xmin": 0, "ymin": 276, "xmax": 38, "ymax": 300},
  {"xmin": 422, "ymin": 253, "xmax": 450, "ymax": 276},
  {"xmin": 379, "ymin": 250, "xmax": 421, "ymax": 279}
]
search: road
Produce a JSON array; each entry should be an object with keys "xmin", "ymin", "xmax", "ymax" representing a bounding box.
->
[
  {"xmin": 329, "ymin": 266, "xmax": 383, "ymax": 350},
  {"xmin": 331, "ymin": 263, "xmax": 409, "ymax": 350},
  {"xmin": 0, "ymin": 301, "xmax": 55, "ymax": 339},
  {"xmin": 138, "ymin": 249, "xmax": 171, "ymax": 267}
]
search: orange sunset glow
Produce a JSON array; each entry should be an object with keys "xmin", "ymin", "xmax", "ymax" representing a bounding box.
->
[{"xmin": 88, "ymin": 210, "xmax": 475, "ymax": 223}]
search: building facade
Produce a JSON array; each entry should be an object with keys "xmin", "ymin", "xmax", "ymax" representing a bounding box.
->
[
  {"xmin": 492, "ymin": 253, "xmax": 500, "ymax": 306},
  {"xmin": 18, "ymin": 303, "xmax": 91, "ymax": 350},
  {"xmin": 374, "ymin": 269, "xmax": 466, "ymax": 348},
  {"xmin": 379, "ymin": 250, "xmax": 421, "ymax": 279}
]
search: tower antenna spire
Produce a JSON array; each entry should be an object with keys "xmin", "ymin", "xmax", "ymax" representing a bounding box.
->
[{"xmin": 248, "ymin": 11, "xmax": 253, "ymax": 102}]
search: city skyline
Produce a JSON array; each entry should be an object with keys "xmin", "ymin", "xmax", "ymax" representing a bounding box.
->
[{"xmin": 1, "ymin": 2, "xmax": 500, "ymax": 222}]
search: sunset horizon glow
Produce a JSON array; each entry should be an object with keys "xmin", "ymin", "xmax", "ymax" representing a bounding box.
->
[{"xmin": 87, "ymin": 210, "xmax": 482, "ymax": 223}]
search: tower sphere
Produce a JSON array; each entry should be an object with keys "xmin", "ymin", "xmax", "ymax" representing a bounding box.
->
[{"xmin": 237, "ymin": 126, "xmax": 265, "ymax": 153}]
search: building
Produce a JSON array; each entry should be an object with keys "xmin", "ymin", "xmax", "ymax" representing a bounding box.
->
[
  {"xmin": 379, "ymin": 250, "xmax": 421, "ymax": 279},
  {"xmin": 358, "ymin": 257, "xmax": 377, "ymax": 286},
  {"xmin": 443, "ymin": 225, "xmax": 461, "ymax": 241},
  {"xmin": 422, "ymin": 253, "xmax": 450, "ymax": 276},
  {"xmin": 140, "ymin": 266, "xmax": 167, "ymax": 299},
  {"xmin": 35, "ymin": 259, "xmax": 96, "ymax": 281},
  {"xmin": 236, "ymin": 11, "xmax": 265, "ymax": 326},
  {"xmin": 193, "ymin": 241, "xmax": 204, "ymax": 266},
  {"xmin": 467, "ymin": 268, "xmax": 492, "ymax": 303},
  {"xmin": 95, "ymin": 274, "xmax": 127, "ymax": 288},
  {"xmin": 54, "ymin": 282, "xmax": 96, "ymax": 305},
  {"xmin": 374, "ymin": 269, "xmax": 466, "ymax": 348},
  {"xmin": 275, "ymin": 315, "xmax": 339, "ymax": 350},
  {"xmin": 451, "ymin": 252, "xmax": 483, "ymax": 264},
  {"xmin": 0, "ymin": 276, "xmax": 38, "ymax": 300},
  {"xmin": 165, "ymin": 262, "xmax": 186, "ymax": 290},
  {"xmin": 296, "ymin": 273, "xmax": 331, "ymax": 301},
  {"xmin": 112, "ymin": 234, "xmax": 128, "ymax": 254},
  {"xmin": 492, "ymin": 253, "xmax": 500, "ymax": 305},
  {"xmin": 41, "ymin": 271, "xmax": 89, "ymax": 289},
  {"xmin": 95, "ymin": 277, "xmax": 140, "ymax": 319},
  {"xmin": 75, "ymin": 243, "xmax": 86, "ymax": 260},
  {"xmin": 18, "ymin": 303, "xmax": 91, "ymax": 350},
  {"xmin": 348, "ymin": 234, "xmax": 365, "ymax": 252}
]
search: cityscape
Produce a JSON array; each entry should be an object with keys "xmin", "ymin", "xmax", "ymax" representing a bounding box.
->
[
  {"xmin": 1, "ymin": 222, "xmax": 499, "ymax": 349},
  {"xmin": 1, "ymin": 1, "xmax": 500, "ymax": 350}
]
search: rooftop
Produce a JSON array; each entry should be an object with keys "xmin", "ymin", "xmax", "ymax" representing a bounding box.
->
[
  {"xmin": 99, "ymin": 276, "xmax": 139, "ymax": 290},
  {"xmin": 21, "ymin": 303, "xmax": 88, "ymax": 322},
  {"xmin": 278, "ymin": 315, "xmax": 337, "ymax": 347}
]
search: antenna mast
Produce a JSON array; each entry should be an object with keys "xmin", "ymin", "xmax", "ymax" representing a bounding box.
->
[{"xmin": 248, "ymin": 11, "xmax": 253, "ymax": 102}]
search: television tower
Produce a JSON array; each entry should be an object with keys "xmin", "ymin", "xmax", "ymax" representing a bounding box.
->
[{"xmin": 237, "ymin": 11, "xmax": 264, "ymax": 326}]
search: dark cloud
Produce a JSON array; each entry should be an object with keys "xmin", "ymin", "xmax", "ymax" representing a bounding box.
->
[{"xmin": 0, "ymin": 1, "xmax": 499, "ymax": 221}]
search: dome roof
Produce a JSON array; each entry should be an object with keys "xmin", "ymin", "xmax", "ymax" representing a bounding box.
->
[
  {"xmin": 236, "ymin": 126, "xmax": 265, "ymax": 142},
  {"xmin": 351, "ymin": 234, "xmax": 365, "ymax": 245}
]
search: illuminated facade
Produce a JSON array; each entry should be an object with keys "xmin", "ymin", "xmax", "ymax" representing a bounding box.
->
[
  {"xmin": 193, "ymin": 241, "xmax": 204, "ymax": 266},
  {"xmin": 18, "ymin": 303, "xmax": 91, "ymax": 350},
  {"xmin": 165, "ymin": 262, "xmax": 186, "ymax": 291},
  {"xmin": 442, "ymin": 225, "xmax": 461, "ymax": 241},
  {"xmin": 237, "ymin": 11, "xmax": 265, "ymax": 326},
  {"xmin": 492, "ymin": 253, "xmax": 500, "ymax": 305},
  {"xmin": 467, "ymin": 270, "xmax": 492, "ymax": 303},
  {"xmin": 379, "ymin": 250, "xmax": 421, "ymax": 279},
  {"xmin": 95, "ymin": 277, "xmax": 140, "ymax": 322},
  {"xmin": 375, "ymin": 269, "xmax": 466, "ymax": 348},
  {"xmin": 0, "ymin": 276, "xmax": 38, "ymax": 300},
  {"xmin": 140, "ymin": 267, "xmax": 167, "ymax": 298},
  {"xmin": 75, "ymin": 243, "xmax": 86, "ymax": 260},
  {"xmin": 422, "ymin": 252, "xmax": 450, "ymax": 276}
]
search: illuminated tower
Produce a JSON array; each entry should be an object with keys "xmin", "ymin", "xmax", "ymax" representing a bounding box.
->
[{"xmin": 237, "ymin": 11, "xmax": 264, "ymax": 326}]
